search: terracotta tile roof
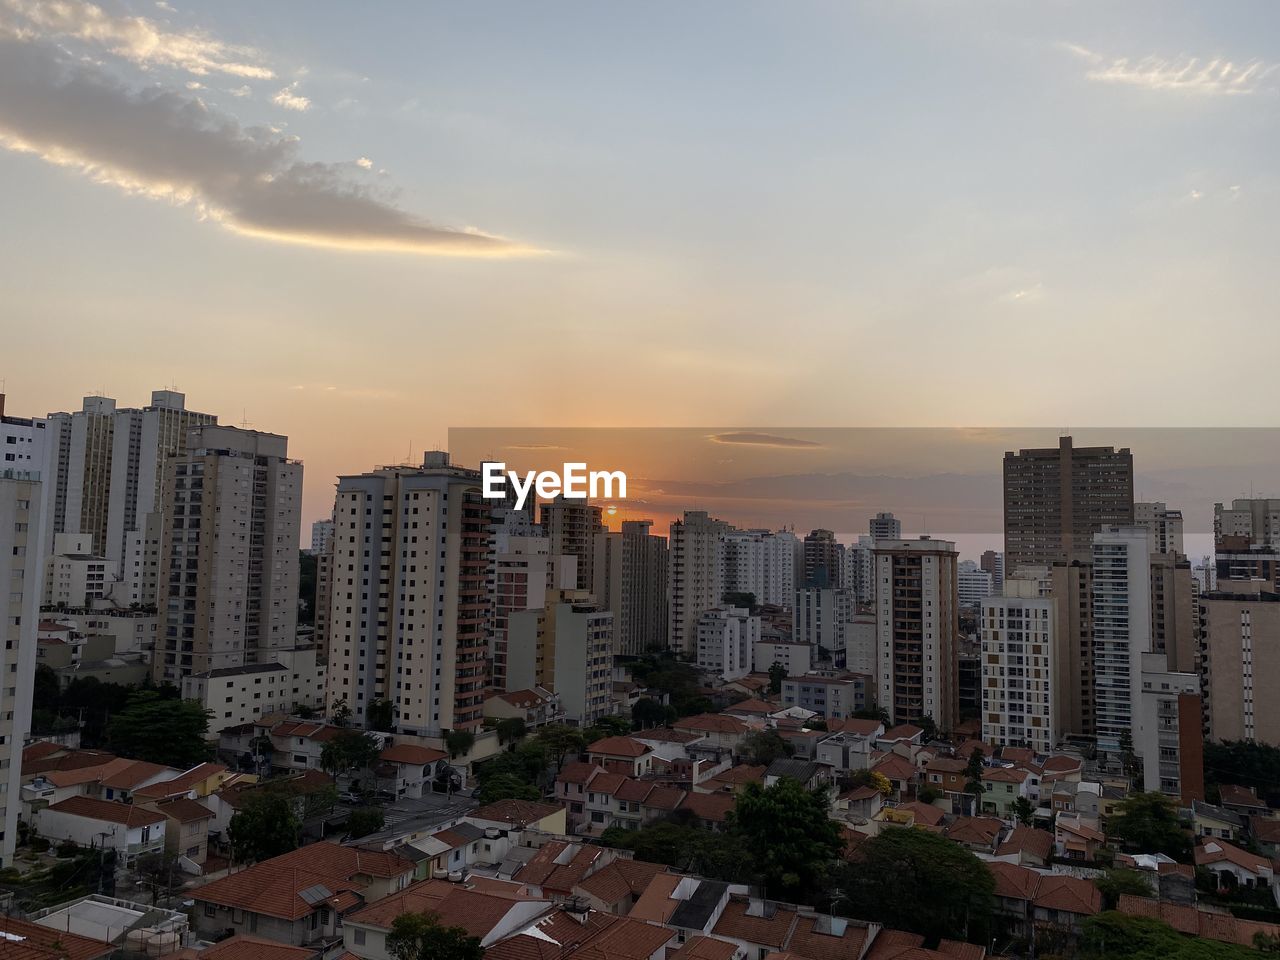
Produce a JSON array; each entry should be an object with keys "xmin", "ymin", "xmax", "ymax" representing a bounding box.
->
[
  {"xmin": 1040, "ymin": 755, "xmax": 1082, "ymax": 773},
  {"xmin": 22, "ymin": 741, "xmax": 62, "ymax": 763},
  {"xmin": 862, "ymin": 929, "xmax": 926, "ymax": 960},
  {"xmin": 987, "ymin": 862, "xmax": 1040, "ymax": 902},
  {"xmin": 1055, "ymin": 817, "xmax": 1104, "ymax": 842},
  {"xmin": 41, "ymin": 757, "xmax": 136, "ymax": 789},
  {"xmin": 827, "ymin": 718, "xmax": 884, "ymax": 737},
  {"xmin": 575, "ymin": 859, "xmax": 666, "ymax": 905},
  {"xmin": 668, "ymin": 936, "xmax": 741, "ymax": 960},
  {"xmin": 712, "ymin": 897, "xmax": 798, "ymax": 948},
  {"xmin": 587, "ymin": 772, "xmax": 627, "ymax": 796},
  {"xmin": 998, "ymin": 747, "xmax": 1034, "ymax": 764},
  {"xmin": 270, "ymin": 721, "xmax": 343, "ymax": 742},
  {"xmin": 1118, "ymin": 895, "xmax": 1280, "ymax": 946},
  {"xmin": 470, "ymin": 799, "xmax": 564, "ymax": 826},
  {"xmin": 587, "ymin": 736, "xmax": 651, "ymax": 758},
  {"xmin": 569, "ymin": 916, "xmax": 676, "ymax": 960},
  {"xmin": 1218, "ymin": 784, "xmax": 1262, "ymax": 808},
  {"xmin": 155, "ymin": 796, "xmax": 215, "ymax": 823},
  {"xmin": 193, "ymin": 842, "xmax": 411, "ymax": 920},
  {"xmin": 379, "ymin": 743, "xmax": 447, "ymax": 765},
  {"xmin": 485, "ymin": 912, "xmax": 614, "ymax": 960},
  {"xmin": 678, "ymin": 791, "xmax": 736, "ymax": 823},
  {"xmin": 99, "ymin": 759, "xmax": 178, "ymax": 791},
  {"xmin": 631, "ymin": 728, "xmax": 705, "ymax": 744},
  {"xmin": 514, "ymin": 841, "xmax": 608, "ymax": 893},
  {"xmin": 726, "ymin": 698, "xmax": 778, "ymax": 716},
  {"xmin": 1196, "ymin": 839, "xmax": 1272, "ymax": 874},
  {"xmin": 839, "ymin": 785, "xmax": 882, "ymax": 803},
  {"xmin": 1031, "ymin": 875, "xmax": 1101, "ymax": 915},
  {"xmin": 135, "ymin": 762, "xmax": 229, "ymax": 800},
  {"xmin": 880, "ymin": 725, "xmax": 923, "ymax": 742},
  {"xmin": 944, "ymin": 816, "xmax": 1002, "ymax": 847},
  {"xmin": 216, "ymin": 769, "xmax": 335, "ymax": 810},
  {"xmin": 46, "ymin": 795, "xmax": 166, "ymax": 827},
  {"xmin": 614, "ymin": 779, "xmax": 654, "ymax": 803},
  {"xmin": 347, "ymin": 878, "xmax": 538, "ymax": 935},
  {"xmin": 925, "ymin": 758, "xmax": 967, "ymax": 774},
  {"xmin": 558, "ymin": 761, "xmax": 602, "ymax": 786},
  {"xmin": 893, "ymin": 802, "xmax": 944, "ymax": 827},
  {"xmin": 196, "ymin": 936, "xmax": 317, "ymax": 960},
  {"xmin": 492, "ymin": 689, "xmax": 552, "ymax": 709},
  {"xmin": 1252, "ymin": 816, "xmax": 1280, "ymax": 843},
  {"xmin": 628, "ymin": 872, "xmax": 684, "ymax": 923},
  {"xmin": 675, "ymin": 714, "xmax": 749, "ymax": 735},
  {"xmin": 980, "ymin": 767, "xmax": 1028, "ymax": 784},
  {"xmin": 0, "ymin": 916, "xmax": 113, "ymax": 960},
  {"xmin": 995, "ymin": 827, "xmax": 1053, "ymax": 862},
  {"xmin": 871, "ymin": 754, "xmax": 917, "ymax": 783},
  {"xmin": 1117, "ymin": 895, "xmax": 1200, "ymax": 935},
  {"xmin": 786, "ymin": 914, "xmax": 872, "ymax": 960},
  {"xmin": 641, "ymin": 785, "xmax": 685, "ymax": 812}
]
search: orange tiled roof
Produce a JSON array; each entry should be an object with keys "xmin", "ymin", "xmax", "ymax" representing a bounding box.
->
[
  {"xmin": 629, "ymin": 872, "xmax": 685, "ymax": 923},
  {"xmin": 155, "ymin": 796, "xmax": 215, "ymax": 824},
  {"xmin": 1196, "ymin": 839, "xmax": 1272, "ymax": 874},
  {"xmin": 196, "ymin": 936, "xmax": 317, "ymax": 960},
  {"xmin": 944, "ymin": 816, "xmax": 1002, "ymax": 847},
  {"xmin": 786, "ymin": 914, "xmax": 872, "ymax": 960},
  {"xmin": 469, "ymin": 799, "xmax": 563, "ymax": 826},
  {"xmin": 995, "ymin": 827, "xmax": 1054, "ymax": 862},
  {"xmin": 1031, "ymin": 875, "xmax": 1101, "ymax": 915},
  {"xmin": 46, "ymin": 795, "xmax": 166, "ymax": 827},
  {"xmin": 0, "ymin": 916, "xmax": 113, "ymax": 960},
  {"xmin": 675, "ymin": 714, "xmax": 749, "ymax": 735},
  {"xmin": 587, "ymin": 736, "xmax": 652, "ymax": 758},
  {"xmin": 575, "ymin": 859, "xmax": 666, "ymax": 905},
  {"xmin": 345, "ymin": 878, "xmax": 537, "ymax": 934},
  {"xmin": 712, "ymin": 897, "xmax": 798, "ymax": 949},
  {"xmin": 135, "ymin": 762, "xmax": 229, "ymax": 800},
  {"xmin": 679, "ymin": 791, "xmax": 736, "ymax": 823},
  {"xmin": 668, "ymin": 936, "xmax": 740, "ymax": 960},
  {"xmin": 100, "ymin": 759, "xmax": 178, "ymax": 791},
  {"xmin": 379, "ymin": 743, "xmax": 447, "ymax": 765}
]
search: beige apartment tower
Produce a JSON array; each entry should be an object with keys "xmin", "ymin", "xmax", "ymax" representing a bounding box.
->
[{"xmin": 1200, "ymin": 581, "xmax": 1280, "ymax": 745}]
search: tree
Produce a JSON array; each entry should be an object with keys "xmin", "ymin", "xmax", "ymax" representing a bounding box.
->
[
  {"xmin": 1119, "ymin": 728, "xmax": 1139, "ymax": 777},
  {"xmin": 320, "ymin": 729, "xmax": 382, "ymax": 777},
  {"xmin": 475, "ymin": 774, "xmax": 542, "ymax": 806},
  {"xmin": 836, "ymin": 827, "xmax": 995, "ymax": 943},
  {"xmin": 843, "ymin": 769, "xmax": 893, "ymax": 797},
  {"xmin": 1203, "ymin": 741, "xmax": 1280, "ymax": 802},
  {"xmin": 631, "ymin": 697, "xmax": 671, "ymax": 729},
  {"xmin": 1094, "ymin": 868, "xmax": 1154, "ymax": 909},
  {"xmin": 740, "ymin": 730, "xmax": 794, "ymax": 766},
  {"xmin": 537, "ymin": 725, "xmax": 586, "ymax": 767},
  {"xmin": 494, "ymin": 717, "xmax": 527, "ymax": 743},
  {"xmin": 228, "ymin": 792, "xmax": 301, "ymax": 863},
  {"xmin": 298, "ymin": 551, "xmax": 318, "ymax": 626},
  {"xmin": 962, "ymin": 747, "xmax": 986, "ymax": 816},
  {"xmin": 1010, "ymin": 796, "xmax": 1035, "ymax": 826},
  {"xmin": 385, "ymin": 911, "xmax": 484, "ymax": 960},
  {"xmin": 1108, "ymin": 791, "xmax": 1191, "ymax": 861},
  {"xmin": 366, "ymin": 698, "xmax": 395, "ymax": 731},
  {"xmin": 445, "ymin": 730, "xmax": 476, "ymax": 759},
  {"xmin": 852, "ymin": 702, "xmax": 890, "ymax": 724},
  {"xmin": 768, "ymin": 662, "xmax": 787, "ymax": 696},
  {"xmin": 730, "ymin": 778, "xmax": 843, "ymax": 903},
  {"xmin": 1081, "ymin": 911, "xmax": 1257, "ymax": 960},
  {"xmin": 107, "ymin": 691, "xmax": 211, "ymax": 768},
  {"xmin": 722, "ymin": 591, "xmax": 756, "ymax": 609},
  {"xmin": 347, "ymin": 806, "xmax": 385, "ymax": 839},
  {"xmin": 918, "ymin": 715, "xmax": 938, "ymax": 742},
  {"xmin": 918, "ymin": 785, "xmax": 942, "ymax": 804},
  {"xmin": 586, "ymin": 715, "xmax": 632, "ymax": 740},
  {"xmin": 604, "ymin": 817, "xmax": 757, "ymax": 885}
]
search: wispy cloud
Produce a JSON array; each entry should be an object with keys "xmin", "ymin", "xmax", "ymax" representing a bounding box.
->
[
  {"xmin": 1063, "ymin": 42, "xmax": 1277, "ymax": 96},
  {"xmin": 708, "ymin": 432, "xmax": 824, "ymax": 450},
  {"xmin": 0, "ymin": 35, "xmax": 529, "ymax": 256},
  {"xmin": 2, "ymin": 0, "xmax": 275, "ymax": 78},
  {"xmin": 271, "ymin": 81, "xmax": 310, "ymax": 112}
]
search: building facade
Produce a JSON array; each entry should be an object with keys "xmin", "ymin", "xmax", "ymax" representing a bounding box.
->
[{"xmin": 668, "ymin": 511, "xmax": 728, "ymax": 654}]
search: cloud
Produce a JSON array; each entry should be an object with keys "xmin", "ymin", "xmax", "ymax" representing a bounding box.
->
[
  {"xmin": 1063, "ymin": 43, "xmax": 1277, "ymax": 95},
  {"xmin": 999, "ymin": 283, "xmax": 1045, "ymax": 304},
  {"xmin": 0, "ymin": 36, "xmax": 528, "ymax": 256},
  {"xmin": 271, "ymin": 81, "xmax": 310, "ymax": 112},
  {"xmin": 228, "ymin": 85, "xmax": 251, "ymax": 98},
  {"xmin": 708, "ymin": 432, "xmax": 824, "ymax": 449},
  {"xmin": 2, "ymin": 0, "xmax": 275, "ymax": 78}
]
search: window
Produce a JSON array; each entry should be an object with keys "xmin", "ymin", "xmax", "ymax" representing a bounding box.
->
[{"xmin": 354, "ymin": 930, "xmax": 367, "ymax": 946}]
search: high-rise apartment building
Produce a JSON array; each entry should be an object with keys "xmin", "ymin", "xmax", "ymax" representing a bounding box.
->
[
  {"xmin": 869, "ymin": 512, "xmax": 901, "ymax": 541},
  {"xmin": 1137, "ymin": 652, "xmax": 1203, "ymax": 803},
  {"xmin": 695, "ymin": 606, "xmax": 759, "ymax": 681},
  {"xmin": 794, "ymin": 587, "xmax": 853, "ymax": 655},
  {"xmin": 542, "ymin": 497, "xmax": 604, "ymax": 594},
  {"xmin": 722, "ymin": 528, "xmax": 796, "ymax": 607},
  {"xmin": 1215, "ymin": 499, "xmax": 1280, "ymax": 550},
  {"xmin": 616, "ymin": 520, "xmax": 668, "ymax": 655},
  {"xmin": 1136, "ymin": 502, "xmax": 1185, "ymax": 557},
  {"xmin": 981, "ymin": 582, "xmax": 1057, "ymax": 754},
  {"xmin": 873, "ymin": 538, "xmax": 959, "ymax": 727},
  {"xmin": 1, "ymin": 466, "xmax": 45, "ymax": 867},
  {"xmin": 324, "ymin": 452, "xmax": 490, "ymax": 735},
  {"xmin": 152, "ymin": 426, "xmax": 301, "ymax": 684},
  {"xmin": 1004, "ymin": 436, "xmax": 1134, "ymax": 572},
  {"xmin": 310, "ymin": 519, "xmax": 334, "ymax": 555},
  {"xmin": 493, "ymin": 536, "xmax": 575, "ymax": 690},
  {"xmin": 668, "ymin": 510, "xmax": 729, "ymax": 654},
  {"xmin": 508, "ymin": 589, "xmax": 613, "ymax": 726},
  {"xmin": 980, "ymin": 550, "xmax": 1004, "ymax": 595},
  {"xmin": 1200, "ymin": 581, "xmax": 1280, "ymax": 745},
  {"xmin": 803, "ymin": 529, "xmax": 843, "ymax": 589},
  {"xmin": 843, "ymin": 535, "xmax": 876, "ymax": 605},
  {"xmin": 45, "ymin": 391, "xmax": 216, "ymax": 566},
  {"xmin": 957, "ymin": 561, "xmax": 994, "ymax": 607},
  {"xmin": 1091, "ymin": 526, "xmax": 1152, "ymax": 754}
]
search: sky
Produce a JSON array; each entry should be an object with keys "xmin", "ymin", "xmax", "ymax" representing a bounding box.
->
[{"xmin": 2, "ymin": 1, "xmax": 1279, "ymax": 538}]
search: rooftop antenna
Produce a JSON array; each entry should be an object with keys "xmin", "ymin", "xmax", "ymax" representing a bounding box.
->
[{"xmin": 240, "ymin": 408, "xmax": 252, "ymax": 430}]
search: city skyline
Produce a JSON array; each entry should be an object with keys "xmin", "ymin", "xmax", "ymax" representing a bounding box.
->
[{"xmin": 4, "ymin": 1, "xmax": 1280, "ymax": 525}]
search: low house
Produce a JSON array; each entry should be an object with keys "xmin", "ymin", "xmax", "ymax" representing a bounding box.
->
[
  {"xmin": 988, "ymin": 862, "xmax": 1101, "ymax": 939},
  {"xmin": 677, "ymin": 791, "xmax": 736, "ymax": 832},
  {"xmin": 1191, "ymin": 800, "xmax": 1244, "ymax": 842},
  {"xmin": 944, "ymin": 816, "xmax": 1003, "ymax": 853},
  {"xmin": 994, "ymin": 827, "xmax": 1055, "ymax": 867},
  {"xmin": 870, "ymin": 754, "xmax": 917, "ymax": 801},
  {"xmin": 133, "ymin": 762, "xmax": 231, "ymax": 802},
  {"xmin": 872, "ymin": 801, "xmax": 944, "ymax": 833},
  {"xmin": 1219, "ymin": 785, "xmax": 1269, "ymax": 820},
  {"xmin": 512, "ymin": 839, "xmax": 609, "ymax": 898},
  {"xmin": 468, "ymin": 799, "xmax": 567, "ymax": 834},
  {"xmin": 979, "ymin": 767, "xmax": 1032, "ymax": 818},
  {"xmin": 374, "ymin": 743, "xmax": 448, "ymax": 799},
  {"xmin": 483, "ymin": 688, "xmax": 562, "ymax": 729},
  {"xmin": 832, "ymin": 785, "xmax": 884, "ymax": 822},
  {"xmin": 191, "ymin": 842, "xmax": 413, "ymax": 945},
  {"xmin": 763, "ymin": 758, "xmax": 831, "ymax": 791},
  {"xmin": 191, "ymin": 936, "xmax": 318, "ymax": 960},
  {"xmin": 341, "ymin": 877, "xmax": 553, "ymax": 958},
  {"xmin": 1252, "ymin": 816, "xmax": 1280, "ymax": 858},
  {"xmin": 674, "ymin": 714, "xmax": 752, "ymax": 752},
  {"xmin": 573, "ymin": 858, "xmax": 668, "ymax": 915},
  {"xmin": 206, "ymin": 769, "xmax": 336, "ymax": 835},
  {"xmin": 923, "ymin": 758, "xmax": 969, "ymax": 813},
  {"xmin": 34, "ymin": 796, "xmax": 165, "ymax": 865},
  {"xmin": 1054, "ymin": 815, "xmax": 1105, "ymax": 861},
  {"xmin": 1195, "ymin": 839, "xmax": 1277, "ymax": 892},
  {"xmin": 148, "ymin": 796, "xmax": 215, "ymax": 870},
  {"xmin": 0, "ymin": 915, "xmax": 114, "ymax": 960},
  {"xmin": 586, "ymin": 737, "xmax": 655, "ymax": 776}
]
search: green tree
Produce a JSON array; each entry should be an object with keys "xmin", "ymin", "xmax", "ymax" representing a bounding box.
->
[
  {"xmin": 347, "ymin": 806, "xmax": 386, "ymax": 839},
  {"xmin": 843, "ymin": 769, "xmax": 893, "ymax": 797},
  {"xmin": 494, "ymin": 717, "xmax": 526, "ymax": 743},
  {"xmin": 1081, "ymin": 911, "xmax": 1257, "ymax": 960},
  {"xmin": 852, "ymin": 702, "xmax": 890, "ymax": 723},
  {"xmin": 962, "ymin": 747, "xmax": 985, "ymax": 815},
  {"xmin": 228, "ymin": 792, "xmax": 301, "ymax": 863},
  {"xmin": 366, "ymin": 698, "xmax": 395, "ymax": 731},
  {"xmin": 631, "ymin": 697, "xmax": 670, "ymax": 729},
  {"xmin": 836, "ymin": 827, "xmax": 995, "ymax": 943},
  {"xmin": 330, "ymin": 697, "xmax": 353, "ymax": 727},
  {"xmin": 722, "ymin": 591, "xmax": 756, "ymax": 609},
  {"xmin": 1094, "ymin": 868, "xmax": 1154, "ymax": 909},
  {"xmin": 1010, "ymin": 796, "xmax": 1035, "ymax": 826},
  {"xmin": 918, "ymin": 785, "xmax": 942, "ymax": 804},
  {"xmin": 768, "ymin": 662, "xmax": 787, "ymax": 695},
  {"xmin": 730, "ymin": 778, "xmax": 843, "ymax": 903},
  {"xmin": 107, "ymin": 691, "xmax": 211, "ymax": 767},
  {"xmin": 320, "ymin": 729, "xmax": 382, "ymax": 776},
  {"xmin": 385, "ymin": 911, "xmax": 484, "ymax": 960},
  {"xmin": 1203, "ymin": 741, "xmax": 1280, "ymax": 799},
  {"xmin": 537, "ymin": 725, "xmax": 586, "ymax": 767},
  {"xmin": 445, "ymin": 729, "xmax": 476, "ymax": 759},
  {"xmin": 587, "ymin": 715, "xmax": 633, "ymax": 740},
  {"xmin": 1108, "ymin": 791, "xmax": 1191, "ymax": 861},
  {"xmin": 739, "ymin": 730, "xmax": 794, "ymax": 766},
  {"xmin": 475, "ymin": 774, "xmax": 542, "ymax": 806},
  {"xmin": 918, "ymin": 715, "xmax": 938, "ymax": 742},
  {"xmin": 1119, "ymin": 728, "xmax": 1139, "ymax": 777},
  {"xmin": 298, "ymin": 551, "xmax": 317, "ymax": 626}
]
